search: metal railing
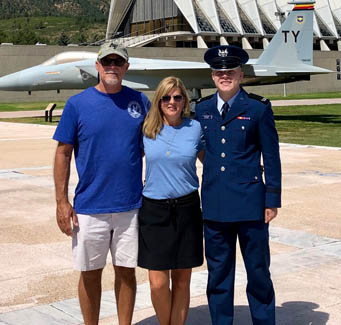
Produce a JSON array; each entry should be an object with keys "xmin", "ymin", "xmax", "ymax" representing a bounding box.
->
[
  {"xmin": 110, "ymin": 24, "xmax": 192, "ymax": 47},
  {"xmin": 85, "ymin": 24, "xmax": 192, "ymax": 47}
]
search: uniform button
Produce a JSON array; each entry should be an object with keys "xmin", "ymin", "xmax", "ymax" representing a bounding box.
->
[
  {"xmin": 221, "ymin": 126, "xmax": 226, "ymax": 131},
  {"xmin": 204, "ymin": 125, "xmax": 208, "ymax": 129},
  {"xmin": 254, "ymin": 176, "xmax": 258, "ymax": 180},
  {"xmin": 221, "ymin": 138, "xmax": 226, "ymax": 144},
  {"xmin": 221, "ymin": 166, "xmax": 225, "ymax": 172},
  {"xmin": 241, "ymin": 125, "xmax": 245, "ymax": 130},
  {"xmin": 221, "ymin": 152, "xmax": 226, "ymax": 158}
]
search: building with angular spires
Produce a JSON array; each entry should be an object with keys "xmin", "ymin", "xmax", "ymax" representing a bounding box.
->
[{"xmin": 105, "ymin": 0, "xmax": 341, "ymax": 51}]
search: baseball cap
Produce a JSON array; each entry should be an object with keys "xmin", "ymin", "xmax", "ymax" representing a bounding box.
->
[{"xmin": 97, "ymin": 41, "xmax": 129, "ymax": 61}]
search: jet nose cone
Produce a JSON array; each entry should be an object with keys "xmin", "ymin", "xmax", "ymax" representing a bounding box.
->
[{"xmin": 0, "ymin": 71, "xmax": 21, "ymax": 91}]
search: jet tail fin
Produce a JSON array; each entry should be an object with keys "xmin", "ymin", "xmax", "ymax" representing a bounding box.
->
[{"xmin": 256, "ymin": 0, "xmax": 315, "ymax": 67}]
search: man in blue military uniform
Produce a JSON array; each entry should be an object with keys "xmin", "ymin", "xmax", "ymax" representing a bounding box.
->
[{"xmin": 196, "ymin": 45, "xmax": 281, "ymax": 325}]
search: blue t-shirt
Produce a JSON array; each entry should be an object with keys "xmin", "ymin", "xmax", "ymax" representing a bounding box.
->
[
  {"xmin": 53, "ymin": 86, "xmax": 150, "ymax": 214},
  {"xmin": 142, "ymin": 118, "xmax": 204, "ymax": 199}
]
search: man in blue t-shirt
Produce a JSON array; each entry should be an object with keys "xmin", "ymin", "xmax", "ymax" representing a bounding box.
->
[{"xmin": 53, "ymin": 41, "xmax": 149, "ymax": 325}]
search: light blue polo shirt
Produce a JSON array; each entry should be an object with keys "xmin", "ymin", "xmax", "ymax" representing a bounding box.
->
[{"xmin": 142, "ymin": 118, "xmax": 204, "ymax": 199}]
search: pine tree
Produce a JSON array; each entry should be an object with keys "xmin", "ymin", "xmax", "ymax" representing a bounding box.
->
[{"xmin": 57, "ymin": 31, "xmax": 70, "ymax": 46}]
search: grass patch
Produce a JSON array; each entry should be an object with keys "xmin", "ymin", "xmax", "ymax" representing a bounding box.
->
[
  {"xmin": 1, "ymin": 103, "xmax": 340, "ymax": 148},
  {"xmin": 273, "ymin": 104, "xmax": 341, "ymax": 147},
  {"xmin": 0, "ymin": 102, "xmax": 65, "ymax": 112},
  {"xmin": 268, "ymin": 92, "xmax": 341, "ymax": 100}
]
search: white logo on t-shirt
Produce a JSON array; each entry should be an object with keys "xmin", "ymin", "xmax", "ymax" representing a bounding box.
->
[{"xmin": 127, "ymin": 101, "xmax": 142, "ymax": 118}]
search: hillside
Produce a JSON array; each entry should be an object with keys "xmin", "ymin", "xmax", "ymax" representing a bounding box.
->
[
  {"xmin": 0, "ymin": 0, "xmax": 109, "ymax": 20},
  {"xmin": 0, "ymin": 0, "xmax": 110, "ymax": 45}
]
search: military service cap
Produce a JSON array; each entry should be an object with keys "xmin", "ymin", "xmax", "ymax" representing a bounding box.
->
[{"xmin": 204, "ymin": 45, "xmax": 249, "ymax": 71}]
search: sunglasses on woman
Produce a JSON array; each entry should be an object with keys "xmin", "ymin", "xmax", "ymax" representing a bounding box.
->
[
  {"xmin": 100, "ymin": 57, "xmax": 126, "ymax": 67},
  {"xmin": 161, "ymin": 95, "xmax": 184, "ymax": 103}
]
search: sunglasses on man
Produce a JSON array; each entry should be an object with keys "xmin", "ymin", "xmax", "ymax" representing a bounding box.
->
[
  {"xmin": 161, "ymin": 95, "xmax": 184, "ymax": 104},
  {"xmin": 100, "ymin": 57, "xmax": 126, "ymax": 67}
]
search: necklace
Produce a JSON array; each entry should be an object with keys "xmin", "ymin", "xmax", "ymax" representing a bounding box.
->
[{"xmin": 165, "ymin": 126, "xmax": 178, "ymax": 157}]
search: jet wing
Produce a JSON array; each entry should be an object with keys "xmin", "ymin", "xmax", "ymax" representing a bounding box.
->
[
  {"xmin": 118, "ymin": 58, "xmax": 213, "ymax": 89},
  {"xmin": 128, "ymin": 58, "xmax": 210, "ymax": 71},
  {"xmin": 276, "ymin": 66, "xmax": 333, "ymax": 75}
]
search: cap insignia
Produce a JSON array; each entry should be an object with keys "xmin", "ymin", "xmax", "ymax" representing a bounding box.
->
[{"xmin": 218, "ymin": 49, "xmax": 229, "ymax": 57}]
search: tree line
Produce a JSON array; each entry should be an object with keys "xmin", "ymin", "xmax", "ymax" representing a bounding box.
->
[
  {"xmin": 0, "ymin": 15, "xmax": 106, "ymax": 45},
  {"xmin": 0, "ymin": 0, "xmax": 108, "ymax": 45}
]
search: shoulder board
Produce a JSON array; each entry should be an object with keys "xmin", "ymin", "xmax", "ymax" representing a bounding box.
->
[
  {"xmin": 248, "ymin": 93, "xmax": 270, "ymax": 105},
  {"xmin": 196, "ymin": 94, "xmax": 214, "ymax": 104}
]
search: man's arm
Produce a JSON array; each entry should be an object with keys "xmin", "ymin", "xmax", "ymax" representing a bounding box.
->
[{"xmin": 54, "ymin": 142, "xmax": 78, "ymax": 236}]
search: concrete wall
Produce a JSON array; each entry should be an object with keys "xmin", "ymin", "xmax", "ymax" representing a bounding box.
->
[{"xmin": 0, "ymin": 45, "xmax": 340, "ymax": 103}]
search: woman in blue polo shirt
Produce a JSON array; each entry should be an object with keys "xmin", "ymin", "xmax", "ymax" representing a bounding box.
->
[{"xmin": 138, "ymin": 76, "xmax": 204, "ymax": 325}]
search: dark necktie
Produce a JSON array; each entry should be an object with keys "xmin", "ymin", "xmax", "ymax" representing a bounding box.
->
[{"xmin": 221, "ymin": 102, "xmax": 229, "ymax": 119}]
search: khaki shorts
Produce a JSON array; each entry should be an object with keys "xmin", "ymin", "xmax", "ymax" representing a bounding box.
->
[{"xmin": 72, "ymin": 209, "xmax": 138, "ymax": 271}]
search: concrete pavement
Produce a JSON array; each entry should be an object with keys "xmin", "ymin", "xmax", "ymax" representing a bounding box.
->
[{"xmin": 0, "ymin": 121, "xmax": 340, "ymax": 324}]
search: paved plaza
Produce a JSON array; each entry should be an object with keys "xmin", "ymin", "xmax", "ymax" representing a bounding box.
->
[{"xmin": 0, "ymin": 120, "xmax": 340, "ymax": 324}]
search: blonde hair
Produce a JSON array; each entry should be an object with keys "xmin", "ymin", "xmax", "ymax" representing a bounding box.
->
[{"xmin": 143, "ymin": 76, "xmax": 190, "ymax": 139}]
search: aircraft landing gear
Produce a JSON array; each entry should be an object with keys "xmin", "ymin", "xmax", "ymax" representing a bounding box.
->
[{"xmin": 189, "ymin": 88, "xmax": 202, "ymax": 117}]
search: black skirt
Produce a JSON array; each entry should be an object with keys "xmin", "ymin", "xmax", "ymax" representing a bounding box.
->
[{"xmin": 138, "ymin": 190, "xmax": 204, "ymax": 270}]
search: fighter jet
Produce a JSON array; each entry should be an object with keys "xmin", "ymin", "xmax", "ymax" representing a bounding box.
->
[{"xmin": 0, "ymin": 0, "xmax": 332, "ymax": 95}]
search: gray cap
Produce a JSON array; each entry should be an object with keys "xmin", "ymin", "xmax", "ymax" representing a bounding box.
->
[{"xmin": 97, "ymin": 41, "xmax": 129, "ymax": 61}]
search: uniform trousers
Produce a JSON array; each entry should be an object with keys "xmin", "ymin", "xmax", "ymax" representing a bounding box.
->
[{"xmin": 204, "ymin": 219, "xmax": 275, "ymax": 325}]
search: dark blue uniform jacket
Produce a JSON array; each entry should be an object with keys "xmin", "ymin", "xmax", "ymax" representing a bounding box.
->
[{"xmin": 195, "ymin": 88, "xmax": 282, "ymax": 222}]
